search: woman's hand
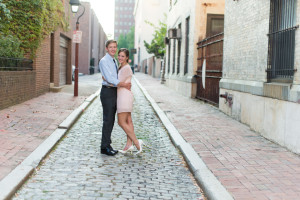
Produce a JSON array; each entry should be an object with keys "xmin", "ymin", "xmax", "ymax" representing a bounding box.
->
[{"xmin": 102, "ymin": 76, "xmax": 113, "ymax": 87}]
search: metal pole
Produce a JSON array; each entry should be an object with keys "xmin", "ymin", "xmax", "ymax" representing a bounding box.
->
[
  {"xmin": 73, "ymin": 5, "xmax": 84, "ymax": 97},
  {"xmin": 74, "ymin": 22, "xmax": 79, "ymax": 96}
]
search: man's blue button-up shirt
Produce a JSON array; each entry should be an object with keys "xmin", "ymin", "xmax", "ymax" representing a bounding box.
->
[{"xmin": 99, "ymin": 53, "xmax": 120, "ymax": 87}]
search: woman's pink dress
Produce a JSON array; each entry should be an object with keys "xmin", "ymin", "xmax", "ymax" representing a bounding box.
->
[{"xmin": 117, "ymin": 64, "xmax": 133, "ymax": 113}]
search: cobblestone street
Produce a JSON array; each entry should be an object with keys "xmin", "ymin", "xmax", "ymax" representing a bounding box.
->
[{"xmin": 13, "ymin": 81, "xmax": 205, "ymax": 200}]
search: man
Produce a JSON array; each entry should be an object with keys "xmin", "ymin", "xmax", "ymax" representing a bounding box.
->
[{"xmin": 99, "ymin": 40, "xmax": 131, "ymax": 156}]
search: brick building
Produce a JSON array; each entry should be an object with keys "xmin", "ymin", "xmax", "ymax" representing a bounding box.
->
[
  {"xmin": 0, "ymin": 0, "xmax": 73, "ymax": 110},
  {"xmin": 114, "ymin": 0, "xmax": 135, "ymax": 40},
  {"xmin": 71, "ymin": 2, "xmax": 107, "ymax": 74},
  {"xmin": 220, "ymin": 1, "xmax": 300, "ymax": 154}
]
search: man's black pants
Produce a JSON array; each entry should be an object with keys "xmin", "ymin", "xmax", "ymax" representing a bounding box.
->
[{"xmin": 100, "ymin": 86, "xmax": 117, "ymax": 149}]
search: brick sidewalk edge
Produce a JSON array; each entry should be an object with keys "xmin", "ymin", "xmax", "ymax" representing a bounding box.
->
[
  {"xmin": 0, "ymin": 89, "xmax": 100, "ymax": 200},
  {"xmin": 133, "ymin": 76, "xmax": 234, "ymax": 200}
]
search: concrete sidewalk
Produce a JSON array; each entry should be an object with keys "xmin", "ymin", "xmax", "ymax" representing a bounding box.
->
[
  {"xmin": 134, "ymin": 73, "xmax": 300, "ymax": 200},
  {"xmin": 0, "ymin": 73, "xmax": 101, "ymax": 182}
]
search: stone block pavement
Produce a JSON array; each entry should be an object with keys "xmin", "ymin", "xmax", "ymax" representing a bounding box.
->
[
  {"xmin": 12, "ymin": 78, "xmax": 204, "ymax": 200},
  {"xmin": 134, "ymin": 73, "xmax": 300, "ymax": 200},
  {"xmin": 0, "ymin": 93, "xmax": 87, "ymax": 181},
  {"xmin": 0, "ymin": 73, "xmax": 101, "ymax": 182}
]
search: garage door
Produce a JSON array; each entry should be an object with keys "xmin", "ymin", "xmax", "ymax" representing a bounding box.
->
[{"xmin": 59, "ymin": 37, "xmax": 68, "ymax": 86}]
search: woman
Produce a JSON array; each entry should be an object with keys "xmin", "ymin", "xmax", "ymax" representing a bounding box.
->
[{"xmin": 116, "ymin": 48, "xmax": 144, "ymax": 155}]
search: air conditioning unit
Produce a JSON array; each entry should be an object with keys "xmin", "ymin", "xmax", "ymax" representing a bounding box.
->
[{"xmin": 168, "ymin": 28, "xmax": 181, "ymax": 39}]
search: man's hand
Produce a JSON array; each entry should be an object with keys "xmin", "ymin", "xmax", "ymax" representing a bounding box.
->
[
  {"xmin": 124, "ymin": 82, "xmax": 131, "ymax": 91},
  {"xmin": 118, "ymin": 82, "xmax": 131, "ymax": 90}
]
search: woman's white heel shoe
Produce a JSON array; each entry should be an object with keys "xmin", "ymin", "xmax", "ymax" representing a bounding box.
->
[
  {"xmin": 135, "ymin": 139, "xmax": 144, "ymax": 155},
  {"xmin": 119, "ymin": 145, "xmax": 134, "ymax": 154}
]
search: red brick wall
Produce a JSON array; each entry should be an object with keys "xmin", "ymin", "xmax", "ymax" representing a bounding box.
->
[
  {"xmin": 0, "ymin": 0, "xmax": 74, "ymax": 110},
  {"xmin": 0, "ymin": 71, "xmax": 36, "ymax": 110},
  {"xmin": 33, "ymin": 37, "xmax": 51, "ymax": 96}
]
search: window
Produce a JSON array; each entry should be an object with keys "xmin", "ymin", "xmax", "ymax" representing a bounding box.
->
[
  {"xmin": 169, "ymin": 0, "xmax": 172, "ymax": 10},
  {"xmin": 206, "ymin": 14, "xmax": 224, "ymax": 37},
  {"xmin": 172, "ymin": 39, "xmax": 176, "ymax": 74},
  {"xmin": 184, "ymin": 16, "xmax": 190, "ymax": 74},
  {"xmin": 177, "ymin": 23, "xmax": 181, "ymax": 74},
  {"xmin": 168, "ymin": 43, "xmax": 171, "ymax": 73},
  {"xmin": 267, "ymin": 0, "xmax": 298, "ymax": 82},
  {"xmin": 138, "ymin": 47, "xmax": 141, "ymax": 64}
]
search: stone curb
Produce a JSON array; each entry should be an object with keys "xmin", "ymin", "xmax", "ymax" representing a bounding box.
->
[
  {"xmin": 133, "ymin": 76, "xmax": 234, "ymax": 200},
  {"xmin": 0, "ymin": 90, "xmax": 99, "ymax": 200},
  {"xmin": 58, "ymin": 90, "xmax": 99, "ymax": 129}
]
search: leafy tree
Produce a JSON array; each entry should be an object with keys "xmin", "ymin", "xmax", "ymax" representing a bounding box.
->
[
  {"xmin": 117, "ymin": 26, "xmax": 135, "ymax": 64},
  {"xmin": 144, "ymin": 18, "xmax": 167, "ymax": 58}
]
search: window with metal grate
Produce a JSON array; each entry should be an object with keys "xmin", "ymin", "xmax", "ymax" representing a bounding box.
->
[{"xmin": 267, "ymin": 0, "xmax": 298, "ymax": 82}]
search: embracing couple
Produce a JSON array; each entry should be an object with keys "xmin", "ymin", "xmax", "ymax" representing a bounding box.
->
[{"xmin": 99, "ymin": 40, "xmax": 144, "ymax": 156}]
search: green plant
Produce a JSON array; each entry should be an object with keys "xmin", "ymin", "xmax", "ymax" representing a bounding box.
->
[
  {"xmin": 0, "ymin": 0, "xmax": 11, "ymax": 31},
  {"xmin": 0, "ymin": 35, "xmax": 24, "ymax": 58},
  {"xmin": 144, "ymin": 16, "xmax": 167, "ymax": 58},
  {"xmin": 0, "ymin": 0, "xmax": 11, "ymax": 21},
  {"xmin": 117, "ymin": 26, "xmax": 135, "ymax": 63},
  {"xmin": 0, "ymin": 0, "xmax": 69, "ymax": 58}
]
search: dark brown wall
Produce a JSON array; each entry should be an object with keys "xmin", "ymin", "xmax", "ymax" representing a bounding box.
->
[{"xmin": 0, "ymin": 71, "xmax": 36, "ymax": 110}]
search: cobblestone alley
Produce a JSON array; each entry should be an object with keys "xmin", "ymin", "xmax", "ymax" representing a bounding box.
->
[{"xmin": 13, "ymin": 81, "xmax": 205, "ymax": 200}]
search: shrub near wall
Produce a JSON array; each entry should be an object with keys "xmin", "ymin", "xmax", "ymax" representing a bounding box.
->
[
  {"xmin": 0, "ymin": 0, "xmax": 68, "ymax": 57},
  {"xmin": 0, "ymin": 71, "xmax": 36, "ymax": 110}
]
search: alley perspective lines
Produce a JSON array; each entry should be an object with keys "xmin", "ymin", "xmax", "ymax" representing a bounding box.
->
[{"xmin": 13, "ymin": 81, "xmax": 205, "ymax": 200}]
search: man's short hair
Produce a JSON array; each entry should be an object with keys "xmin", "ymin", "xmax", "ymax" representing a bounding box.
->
[{"xmin": 105, "ymin": 40, "xmax": 117, "ymax": 48}]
